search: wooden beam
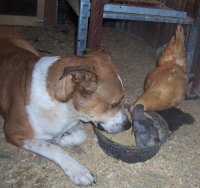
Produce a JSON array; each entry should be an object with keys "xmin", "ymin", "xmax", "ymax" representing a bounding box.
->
[
  {"xmin": 0, "ymin": 15, "xmax": 40, "ymax": 26},
  {"xmin": 44, "ymin": 0, "xmax": 57, "ymax": 25}
]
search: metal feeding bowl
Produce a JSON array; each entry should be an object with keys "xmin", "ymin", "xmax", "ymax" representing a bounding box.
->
[{"xmin": 93, "ymin": 111, "xmax": 170, "ymax": 163}]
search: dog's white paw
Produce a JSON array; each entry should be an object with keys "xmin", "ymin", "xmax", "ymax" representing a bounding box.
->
[{"xmin": 67, "ymin": 162, "xmax": 95, "ymax": 185}]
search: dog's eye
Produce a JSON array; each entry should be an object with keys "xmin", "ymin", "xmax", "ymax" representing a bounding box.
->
[
  {"xmin": 111, "ymin": 95, "xmax": 124, "ymax": 108},
  {"xmin": 111, "ymin": 102, "xmax": 118, "ymax": 108}
]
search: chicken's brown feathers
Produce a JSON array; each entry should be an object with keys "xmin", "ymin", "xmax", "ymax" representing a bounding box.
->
[{"xmin": 133, "ymin": 25, "xmax": 188, "ymax": 111}]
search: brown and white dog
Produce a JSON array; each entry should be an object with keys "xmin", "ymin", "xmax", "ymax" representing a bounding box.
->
[{"xmin": 0, "ymin": 37, "xmax": 131, "ymax": 186}]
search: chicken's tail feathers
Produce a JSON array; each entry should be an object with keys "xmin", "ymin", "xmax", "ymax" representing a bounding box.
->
[
  {"xmin": 158, "ymin": 25, "xmax": 187, "ymax": 71},
  {"xmin": 174, "ymin": 25, "xmax": 185, "ymax": 52},
  {"xmin": 173, "ymin": 25, "xmax": 187, "ymax": 71}
]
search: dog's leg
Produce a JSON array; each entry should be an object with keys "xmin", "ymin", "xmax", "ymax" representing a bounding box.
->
[
  {"xmin": 23, "ymin": 139, "xmax": 95, "ymax": 185},
  {"xmin": 53, "ymin": 122, "xmax": 86, "ymax": 148}
]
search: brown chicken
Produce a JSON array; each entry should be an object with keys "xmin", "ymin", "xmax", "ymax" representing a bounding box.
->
[{"xmin": 131, "ymin": 25, "xmax": 188, "ymax": 111}]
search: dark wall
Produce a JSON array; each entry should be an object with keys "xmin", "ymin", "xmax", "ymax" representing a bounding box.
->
[{"xmin": 0, "ymin": 0, "xmax": 37, "ymax": 16}]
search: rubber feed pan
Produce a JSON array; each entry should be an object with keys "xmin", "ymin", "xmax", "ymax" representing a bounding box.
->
[{"xmin": 93, "ymin": 111, "xmax": 170, "ymax": 163}]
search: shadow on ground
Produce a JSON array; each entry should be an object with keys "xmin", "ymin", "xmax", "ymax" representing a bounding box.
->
[{"xmin": 158, "ymin": 107, "xmax": 195, "ymax": 131}]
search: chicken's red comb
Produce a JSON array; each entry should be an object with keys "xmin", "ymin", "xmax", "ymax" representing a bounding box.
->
[{"xmin": 129, "ymin": 105, "xmax": 135, "ymax": 113}]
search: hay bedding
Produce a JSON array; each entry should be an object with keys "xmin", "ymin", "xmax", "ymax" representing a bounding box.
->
[{"xmin": 0, "ymin": 25, "xmax": 200, "ymax": 188}]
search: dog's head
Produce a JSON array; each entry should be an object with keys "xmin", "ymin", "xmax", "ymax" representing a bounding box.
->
[{"xmin": 48, "ymin": 48, "xmax": 131, "ymax": 134}]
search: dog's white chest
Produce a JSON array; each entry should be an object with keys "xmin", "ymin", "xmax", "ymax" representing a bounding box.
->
[
  {"xmin": 26, "ymin": 57, "xmax": 78, "ymax": 140},
  {"xmin": 26, "ymin": 100, "xmax": 78, "ymax": 139}
]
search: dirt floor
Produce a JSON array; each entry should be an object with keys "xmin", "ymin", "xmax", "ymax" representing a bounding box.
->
[{"xmin": 0, "ymin": 24, "xmax": 200, "ymax": 188}]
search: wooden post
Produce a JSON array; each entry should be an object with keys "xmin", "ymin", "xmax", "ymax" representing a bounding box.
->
[
  {"xmin": 44, "ymin": 0, "xmax": 57, "ymax": 25},
  {"xmin": 88, "ymin": 0, "xmax": 111, "ymax": 49}
]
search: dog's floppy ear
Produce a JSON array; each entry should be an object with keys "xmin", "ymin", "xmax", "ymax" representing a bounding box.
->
[
  {"xmin": 59, "ymin": 64, "xmax": 93, "ymax": 80},
  {"xmin": 60, "ymin": 64, "xmax": 98, "ymax": 96}
]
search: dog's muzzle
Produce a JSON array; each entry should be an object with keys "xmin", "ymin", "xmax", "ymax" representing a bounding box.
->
[{"xmin": 96, "ymin": 118, "xmax": 131, "ymax": 132}]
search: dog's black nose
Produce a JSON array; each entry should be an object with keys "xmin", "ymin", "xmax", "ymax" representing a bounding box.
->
[
  {"xmin": 97, "ymin": 123, "xmax": 105, "ymax": 131},
  {"xmin": 124, "ymin": 118, "xmax": 132, "ymax": 130}
]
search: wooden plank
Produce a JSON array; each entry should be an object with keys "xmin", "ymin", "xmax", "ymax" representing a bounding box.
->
[
  {"xmin": 113, "ymin": 0, "xmax": 164, "ymax": 6},
  {"xmin": 0, "ymin": 15, "xmax": 41, "ymax": 26}
]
